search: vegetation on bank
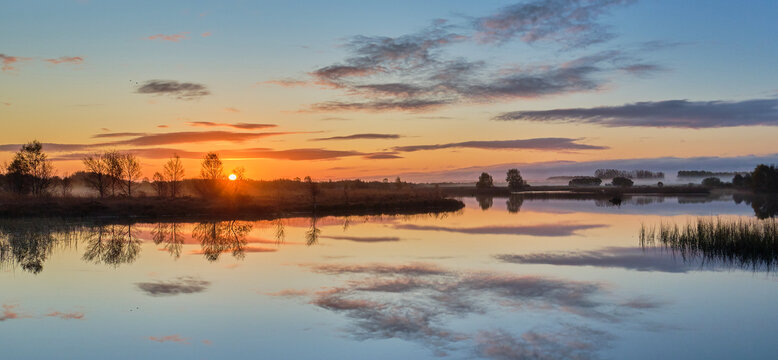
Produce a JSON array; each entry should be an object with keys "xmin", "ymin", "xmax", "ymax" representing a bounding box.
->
[{"xmin": 640, "ymin": 217, "xmax": 778, "ymax": 271}]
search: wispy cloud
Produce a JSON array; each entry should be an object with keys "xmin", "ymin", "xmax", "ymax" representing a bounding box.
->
[
  {"xmin": 148, "ymin": 335, "xmax": 189, "ymax": 344},
  {"xmin": 147, "ymin": 32, "xmax": 189, "ymax": 42},
  {"xmin": 92, "ymin": 132, "xmax": 147, "ymax": 139},
  {"xmin": 319, "ymin": 235, "xmax": 401, "ymax": 243},
  {"xmin": 136, "ymin": 80, "xmax": 210, "ymax": 100},
  {"xmin": 0, "ymin": 304, "xmax": 22, "ymax": 321},
  {"xmin": 364, "ymin": 152, "xmax": 403, "ymax": 160},
  {"xmin": 43, "ymin": 56, "xmax": 84, "ymax": 65},
  {"xmin": 311, "ymin": 133, "xmax": 402, "ymax": 141},
  {"xmin": 45, "ymin": 311, "xmax": 86, "ymax": 320},
  {"xmin": 393, "ymin": 138, "xmax": 607, "ymax": 152},
  {"xmin": 0, "ymin": 53, "xmax": 32, "ymax": 71},
  {"xmin": 494, "ymin": 98, "xmax": 778, "ymax": 128},
  {"xmin": 262, "ymin": 79, "xmax": 308, "ymax": 87},
  {"xmin": 136, "ymin": 276, "xmax": 210, "ymax": 297},
  {"xmin": 223, "ymin": 107, "xmax": 240, "ymax": 113},
  {"xmin": 186, "ymin": 121, "xmax": 277, "ymax": 130},
  {"xmin": 474, "ymin": 0, "xmax": 634, "ymax": 48}
]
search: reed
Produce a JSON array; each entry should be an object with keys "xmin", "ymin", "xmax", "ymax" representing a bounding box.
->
[{"xmin": 640, "ymin": 217, "xmax": 778, "ymax": 271}]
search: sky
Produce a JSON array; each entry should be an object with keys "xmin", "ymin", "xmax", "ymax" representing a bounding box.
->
[{"xmin": 1, "ymin": 0, "xmax": 777, "ymax": 181}]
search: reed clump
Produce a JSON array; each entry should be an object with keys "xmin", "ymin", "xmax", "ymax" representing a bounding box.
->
[{"xmin": 640, "ymin": 217, "xmax": 778, "ymax": 271}]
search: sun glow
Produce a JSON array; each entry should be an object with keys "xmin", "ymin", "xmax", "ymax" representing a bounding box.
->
[{"xmin": 228, "ymin": 174, "xmax": 237, "ymax": 181}]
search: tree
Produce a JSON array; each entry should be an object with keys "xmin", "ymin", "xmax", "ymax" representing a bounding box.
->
[
  {"xmin": 151, "ymin": 172, "xmax": 168, "ymax": 197},
  {"xmin": 506, "ymin": 169, "xmax": 526, "ymax": 192},
  {"xmin": 569, "ymin": 177, "xmax": 602, "ymax": 187},
  {"xmin": 198, "ymin": 152, "xmax": 224, "ymax": 197},
  {"xmin": 701, "ymin": 177, "xmax": 723, "ymax": 187},
  {"xmin": 612, "ymin": 177, "xmax": 634, "ymax": 187},
  {"xmin": 394, "ymin": 176, "xmax": 403, "ymax": 190},
  {"xmin": 83, "ymin": 153, "xmax": 109, "ymax": 198},
  {"xmin": 163, "ymin": 154, "xmax": 185, "ymax": 197},
  {"xmin": 121, "ymin": 153, "xmax": 142, "ymax": 197},
  {"xmin": 103, "ymin": 150, "xmax": 123, "ymax": 197},
  {"xmin": 751, "ymin": 164, "xmax": 778, "ymax": 193},
  {"xmin": 732, "ymin": 173, "xmax": 752, "ymax": 188},
  {"xmin": 6, "ymin": 140, "xmax": 54, "ymax": 196},
  {"xmin": 304, "ymin": 176, "xmax": 319, "ymax": 205},
  {"xmin": 57, "ymin": 173, "xmax": 73, "ymax": 197},
  {"xmin": 476, "ymin": 172, "xmax": 494, "ymax": 189}
]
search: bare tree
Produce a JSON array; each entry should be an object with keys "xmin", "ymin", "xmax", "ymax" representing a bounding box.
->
[
  {"xmin": 198, "ymin": 152, "xmax": 224, "ymax": 197},
  {"xmin": 59, "ymin": 172, "xmax": 73, "ymax": 197},
  {"xmin": 163, "ymin": 154, "xmax": 185, "ymax": 197},
  {"xmin": 151, "ymin": 172, "xmax": 168, "ymax": 197},
  {"xmin": 121, "ymin": 153, "xmax": 142, "ymax": 197},
  {"xmin": 82, "ymin": 153, "xmax": 109, "ymax": 198},
  {"xmin": 104, "ymin": 150, "xmax": 123, "ymax": 197}
]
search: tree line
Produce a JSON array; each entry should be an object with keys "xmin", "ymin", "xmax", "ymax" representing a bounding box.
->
[{"xmin": 476, "ymin": 169, "xmax": 527, "ymax": 191}]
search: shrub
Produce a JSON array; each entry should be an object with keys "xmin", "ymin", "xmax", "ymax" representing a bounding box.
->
[
  {"xmin": 568, "ymin": 177, "xmax": 602, "ymax": 187},
  {"xmin": 611, "ymin": 177, "xmax": 634, "ymax": 187}
]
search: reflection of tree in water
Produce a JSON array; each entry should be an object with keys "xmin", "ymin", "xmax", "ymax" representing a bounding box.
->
[
  {"xmin": 0, "ymin": 220, "xmax": 81, "ymax": 274},
  {"xmin": 82, "ymin": 224, "xmax": 141, "ymax": 267},
  {"xmin": 273, "ymin": 219, "xmax": 286, "ymax": 245},
  {"xmin": 306, "ymin": 215, "xmax": 321, "ymax": 246},
  {"xmin": 734, "ymin": 194, "xmax": 778, "ymax": 219},
  {"xmin": 475, "ymin": 195, "xmax": 493, "ymax": 210},
  {"xmin": 152, "ymin": 223, "xmax": 184, "ymax": 259},
  {"xmin": 506, "ymin": 195, "xmax": 523, "ymax": 213},
  {"xmin": 192, "ymin": 221, "xmax": 253, "ymax": 262}
]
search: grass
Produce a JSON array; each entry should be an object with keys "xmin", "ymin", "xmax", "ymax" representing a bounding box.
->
[{"xmin": 640, "ymin": 217, "xmax": 778, "ymax": 271}]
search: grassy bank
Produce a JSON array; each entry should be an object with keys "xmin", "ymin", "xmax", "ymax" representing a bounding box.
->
[{"xmin": 0, "ymin": 189, "xmax": 464, "ymax": 220}]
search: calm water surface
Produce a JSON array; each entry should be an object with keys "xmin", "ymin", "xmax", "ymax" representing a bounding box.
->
[{"xmin": 1, "ymin": 196, "xmax": 777, "ymax": 359}]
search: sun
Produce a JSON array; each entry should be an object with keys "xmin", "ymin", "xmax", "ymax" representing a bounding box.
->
[{"xmin": 228, "ymin": 174, "xmax": 237, "ymax": 181}]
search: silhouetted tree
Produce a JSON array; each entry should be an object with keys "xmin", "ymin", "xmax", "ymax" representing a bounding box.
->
[
  {"xmin": 394, "ymin": 176, "xmax": 403, "ymax": 190},
  {"xmin": 151, "ymin": 172, "xmax": 168, "ymax": 197},
  {"xmin": 121, "ymin": 153, "xmax": 142, "ymax": 197},
  {"xmin": 198, "ymin": 152, "xmax": 224, "ymax": 197},
  {"xmin": 506, "ymin": 169, "xmax": 526, "ymax": 192},
  {"xmin": 612, "ymin": 177, "xmax": 634, "ymax": 187},
  {"xmin": 569, "ymin": 177, "xmax": 601, "ymax": 187},
  {"xmin": 163, "ymin": 154, "xmax": 185, "ymax": 197},
  {"xmin": 304, "ymin": 176, "xmax": 319, "ymax": 206},
  {"xmin": 5, "ymin": 140, "xmax": 53, "ymax": 196},
  {"xmin": 732, "ymin": 173, "xmax": 752, "ymax": 188},
  {"xmin": 57, "ymin": 173, "xmax": 73, "ymax": 197},
  {"xmin": 82, "ymin": 153, "xmax": 109, "ymax": 198},
  {"xmin": 104, "ymin": 150, "xmax": 123, "ymax": 197},
  {"xmin": 751, "ymin": 164, "xmax": 778, "ymax": 193},
  {"xmin": 476, "ymin": 172, "xmax": 494, "ymax": 189}
]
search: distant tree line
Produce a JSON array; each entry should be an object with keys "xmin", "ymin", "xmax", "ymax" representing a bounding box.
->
[
  {"xmin": 594, "ymin": 169, "xmax": 664, "ymax": 179},
  {"xmin": 678, "ymin": 170, "xmax": 741, "ymax": 178},
  {"xmin": 475, "ymin": 169, "xmax": 527, "ymax": 191}
]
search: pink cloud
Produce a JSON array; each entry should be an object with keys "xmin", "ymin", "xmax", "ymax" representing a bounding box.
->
[
  {"xmin": 44, "ymin": 56, "xmax": 85, "ymax": 65},
  {"xmin": 147, "ymin": 33, "xmax": 189, "ymax": 42},
  {"xmin": 0, "ymin": 304, "xmax": 21, "ymax": 321},
  {"xmin": 148, "ymin": 335, "xmax": 189, "ymax": 344},
  {"xmin": 45, "ymin": 311, "xmax": 86, "ymax": 320},
  {"xmin": 0, "ymin": 53, "xmax": 32, "ymax": 71},
  {"xmin": 201, "ymin": 32, "xmax": 212, "ymax": 37},
  {"xmin": 223, "ymin": 107, "xmax": 240, "ymax": 113}
]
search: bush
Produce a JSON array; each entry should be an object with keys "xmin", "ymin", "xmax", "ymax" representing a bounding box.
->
[
  {"xmin": 476, "ymin": 172, "xmax": 494, "ymax": 189},
  {"xmin": 701, "ymin": 177, "xmax": 724, "ymax": 187},
  {"xmin": 612, "ymin": 177, "xmax": 634, "ymax": 187},
  {"xmin": 568, "ymin": 177, "xmax": 602, "ymax": 187}
]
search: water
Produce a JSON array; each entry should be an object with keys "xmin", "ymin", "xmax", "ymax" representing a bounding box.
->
[{"xmin": 1, "ymin": 196, "xmax": 777, "ymax": 359}]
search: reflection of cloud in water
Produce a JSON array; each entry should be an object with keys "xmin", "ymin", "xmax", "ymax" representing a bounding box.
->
[
  {"xmin": 497, "ymin": 247, "xmax": 725, "ymax": 273},
  {"xmin": 319, "ymin": 235, "xmax": 401, "ymax": 243},
  {"xmin": 148, "ymin": 335, "xmax": 189, "ymax": 344},
  {"xmin": 475, "ymin": 326, "xmax": 613, "ymax": 360},
  {"xmin": 394, "ymin": 223, "xmax": 606, "ymax": 237},
  {"xmin": 0, "ymin": 304, "xmax": 22, "ymax": 321},
  {"xmin": 187, "ymin": 246, "xmax": 276, "ymax": 255},
  {"xmin": 272, "ymin": 262, "xmax": 659, "ymax": 358},
  {"xmin": 136, "ymin": 276, "xmax": 210, "ymax": 296}
]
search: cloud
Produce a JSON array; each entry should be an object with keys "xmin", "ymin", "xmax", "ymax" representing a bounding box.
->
[
  {"xmin": 474, "ymin": 0, "xmax": 634, "ymax": 48},
  {"xmin": 186, "ymin": 122, "xmax": 277, "ymax": 130},
  {"xmin": 223, "ymin": 107, "xmax": 240, "ymax": 113},
  {"xmin": 42, "ymin": 146, "xmax": 369, "ymax": 161},
  {"xmin": 107, "ymin": 131, "xmax": 289, "ymax": 146},
  {"xmin": 0, "ymin": 304, "xmax": 22, "ymax": 321},
  {"xmin": 44, "ymin": 56, "xmax": 84, "ymax": 65},
  {"xmin": 136, "ymin": 80, "xmax": 210, "ymax": 100},
  {"xmin": 136, "ymin": 276, "xmax": 210, "ymax": 296},
  {"xmin": 495, "ymin": 246, "xmax": 711, "ymax": 273},
  {"xmin": 311, "ymin": 133, "xmax": 402, "ymax": 141},
  {"xmin": 0, "ymin": 53, "xmax": 31, "ymax": 71},
  {"xmin": 45, "ymin": 311, "xmax": 85, "ymax": 320},
  {"xmin": 201, "ymin": 32, "xmax": 212, "ymax": 37},
  {"xmin": 393, "ymin": 138, "xmax": 607, "ymax": 152},
  {"xmin": 363, "ymin": 152, "xmax": 403, "ymax": 160},
  {"xmin": 308, "ymin": 99, "xmax": 453, "ymax": 112},
  {"xmin": 92, "ymin": 132, "xmax": 147, "ymax": 139},
  {"xmin": 147, "ymin": 33, "xmax": 189, "ymax": 42},
  {"xmin": 307, "ymin": 262, "xmax": 448, "ymax": 276},
  {"xmin": 474, "ymin": 326, "xmax": 613, "ymax": 360},
  {"xmin": 494, "ymin": 98, "xmax": 778, "ymax": 128},
  {"xmin": 394, "ymin": 223, "xmax": 606, "ymax": 237},
  {"xmin": 320, "ymin": 235, "xmax": 401, "ymax": 242},
  {"xmin": 148, "ymin": 335, "xmax": 189, "ymax": 344},
  {"xmin": 263, "ymin": 79, "xmax": 309, "ymax": 87}
]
